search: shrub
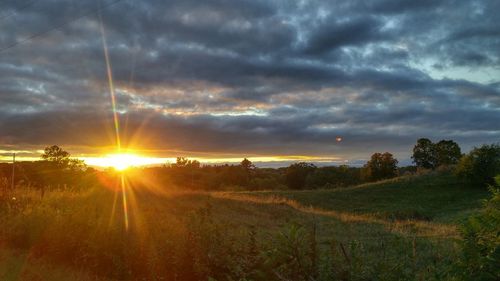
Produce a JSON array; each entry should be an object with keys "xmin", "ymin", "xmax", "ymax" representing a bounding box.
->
[
  {"xmin": 305, "ymin": 165, "xmax": 363, "ymax": 189},
  {"xmin": 455, "ymin": 176, "xmax": 500, "ymax": 280},
  {"xmin": 266, "ymin": 223, "xmax": 318, "ymax": 280}
]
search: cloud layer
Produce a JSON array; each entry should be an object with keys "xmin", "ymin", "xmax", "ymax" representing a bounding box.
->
[{"xmin": 1, "ymin": 0, "xmax": 499, "ymax": 164}]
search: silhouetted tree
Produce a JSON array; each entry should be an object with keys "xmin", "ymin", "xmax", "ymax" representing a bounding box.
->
[
  {"xmin": 240, "ymin": 158, "xmax": 255, "ymax": 172},
  {"xmin": 412, "ymin": 139, "xmax": 462, "ymax": 169},
  {"xmin": 174, "ymin": 157, "xmax": 200, "ymax": 169},
  {"xmin": 456, "ymin": 144, "xmax": 500, "ymax": 187},
  {"xmin": 41, "ymin": 145, "xmax": 85, "ymax": 170},
  {"xmin": 412, "ymin": 138, "xmax": 436, "ymax": 169},
  {"xmin": 285, "ymin": 162, "xmax": 316, "ymax": 189},
  {"xmin": 238, "ymin": 158, "xmax": 256, "ymax": 187},
  {"xmin": 363, "ymin": 152, "xmax": 398, "ymax": 181},
  {"xmin": 42, "ymin": 145, "xmax": 70, "ymax": 166},
  {"xmin": 170, "ymin": 157, "xmax": 201, "ymax": 188},
  {"xmin": 435, "ymin": 140, "xmax": 462, "ymax": 166}
]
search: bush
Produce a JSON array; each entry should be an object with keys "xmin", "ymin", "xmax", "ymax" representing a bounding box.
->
[
  {"xmin": 456, "ymin": 176, "xmax": 500, "ymax": 280},
  {"xmin": 456, "ymin": 144, "xmax": 500, "ymax": 187},
  {"xmin": 266, "ymin": 223, "xmax": 318, "ymax": 280},
  {"xmin": 305, "ymin": 165, "xmax": 362, "ymax": 189}
]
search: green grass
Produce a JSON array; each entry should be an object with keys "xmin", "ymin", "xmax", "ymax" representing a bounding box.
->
[
  {"xmin": 0, "ymin": 172, "xmax": 490, "ymax": 280},
  {"xmin": 231, "ymin": 172, "xmax": 489, "ymax": 223},
  {"xmin": 0, "ymin": 249, "xmax": 112, "ymax": 281}
]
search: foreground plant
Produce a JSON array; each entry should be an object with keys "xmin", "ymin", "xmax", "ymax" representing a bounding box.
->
[{"xmin": 456, "ymin": 176, "xmax": 500, "ymax": 280}]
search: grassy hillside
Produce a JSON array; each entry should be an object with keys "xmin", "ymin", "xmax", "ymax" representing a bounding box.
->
[
  {"xmin": 0, "ymin": 172, "xmax": 490, "ymax": 280},
  {"xmin": 228, "ymin": 172, "xmax": 489, "ymax": 223}
]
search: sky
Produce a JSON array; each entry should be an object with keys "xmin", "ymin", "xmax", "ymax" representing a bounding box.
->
[{"xmin": 0, "ymin": 0, "xmax": 499, "ymax": 167}]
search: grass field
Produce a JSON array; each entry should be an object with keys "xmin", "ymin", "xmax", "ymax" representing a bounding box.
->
[
  {"xmin": 224, "ymin": 172, "xmax": 489, "ymax": 223},
  {"xmin": 0, "ymin": 172, "xmax": 490, "ymax": 280}
]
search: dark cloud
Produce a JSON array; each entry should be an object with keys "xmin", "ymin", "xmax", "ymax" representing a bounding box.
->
[
  {"xmin": 366, "ymin": 0, "xmax": 447, "ymax": 14},
  {"xmin": 0, "ymin": 0, "xmax": 499, "ymax": 165},
  {"xmin": 303, "ymin": 16, "xmax": 388, "ymax": 55}
]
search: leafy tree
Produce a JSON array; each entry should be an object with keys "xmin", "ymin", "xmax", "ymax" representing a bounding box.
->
[
  {"xmin": 285, "ymin": 162, "xmax": 316, "ymax": 189},
  {"xmin": 41, "ymin": 145, "xmax": 85, "ymax": 171},
  {"xmin": 436, "ymin": 140, "xmax": 462, "ymax": 166},
  {"xmin": 36, "ymin": 146, "xmax": 87, "ymax": 191},
  {"xmin": 412, "ymin": 138, "xmax": 436, "ymax": 169},
  {"xmin": 363, "ymin": 152, "xmax": 398, "ymax": 181},
  {"xmin": 41, "ymin": 145, "xmax": 71, "ymax": 166},
  {"xmin": 456, "ymin": 144, "xmax": 500, "ymax": 187},
  {"xmin": 412, "ymin": 138, "xmax": 462, "ymax": 169}
]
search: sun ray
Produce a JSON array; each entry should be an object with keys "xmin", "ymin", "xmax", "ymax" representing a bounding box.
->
[
  {"xmin": 120, "ymin": 174, "xmax": 129, "ymax": 231},
  {"xmin": 108, "ymin": 185, "xmax": 119, "ymax": 229},
  {"xmin": 99, "ymin": 11, "xmax": 121, "ymax": 152}
]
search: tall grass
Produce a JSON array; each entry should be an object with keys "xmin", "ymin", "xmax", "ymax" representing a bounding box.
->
[{"xmin": 0, "ymin": 173, "xmax": 482, "ymax": 280}]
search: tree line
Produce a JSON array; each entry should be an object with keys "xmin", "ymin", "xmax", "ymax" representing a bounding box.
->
[{"xmin": 1, "ymin": 139, "xmax": 499, "ymax": 193}]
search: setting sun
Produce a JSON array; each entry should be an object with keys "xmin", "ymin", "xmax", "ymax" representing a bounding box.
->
[
  {"xmin": 84, "ymin": 153, "xmax": 165, "ymax": 171},
  {"xmin": 107, "ymin": 154, "xmax": 136, "ymax": 171},
  {"xmin": 1, "ymin": 0, "xmax": 498, "ymax": 278}
]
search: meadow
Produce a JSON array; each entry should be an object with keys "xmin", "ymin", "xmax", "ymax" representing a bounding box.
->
[{"xmin": 0, "ymin": 171, "xmax": 490, "ymax": 280}]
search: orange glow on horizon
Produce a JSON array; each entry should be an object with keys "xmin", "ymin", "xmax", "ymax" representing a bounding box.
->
[
  {"xmin": 0, "ymin": 151, "xmax": 344, "ymax": 168},
  {"xmin": 82, "ymin": 153, "xmax": 166, "ymax": 171},
  {"xmin": 79, "ymin": 154, "xmax": 343, "ymax": 169}
]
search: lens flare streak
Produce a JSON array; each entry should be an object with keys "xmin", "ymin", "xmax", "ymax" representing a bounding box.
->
[
  {"xmin": 108, "ymin": 187, "xmax": 119, "ymax": 228},
  {"xmin": 99, "ymin": 12, "xmax": 130, "ymax": 231},
  {"xmin": 99, "ymin": 12, "xmax": 121, "ymax": 151},
  {"xmin": 120, "ymin": 174, "xmax": 129, "ymax": 231}
]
